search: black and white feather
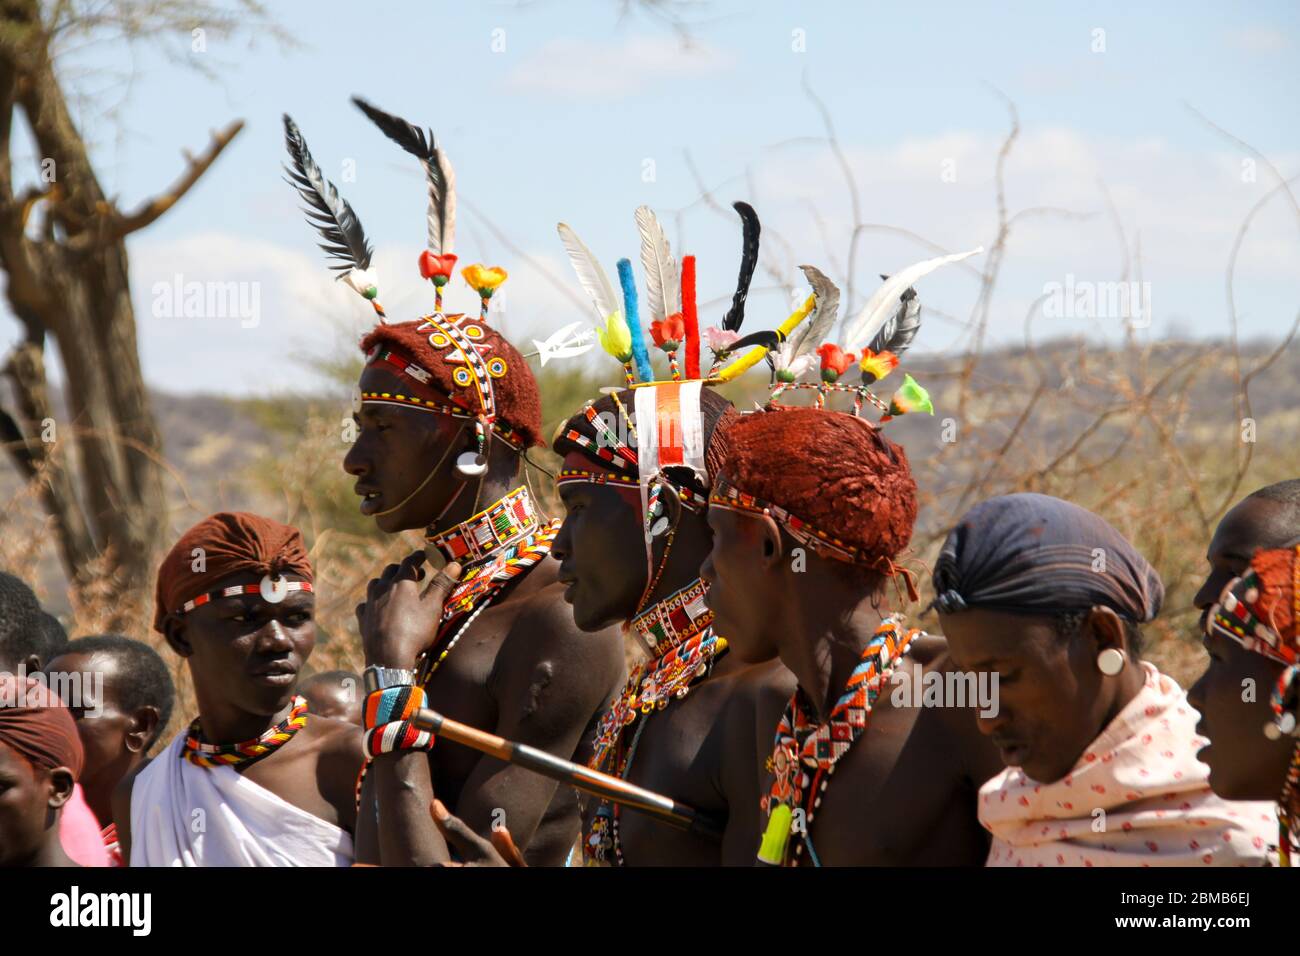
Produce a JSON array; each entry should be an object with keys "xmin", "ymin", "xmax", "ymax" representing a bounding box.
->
[
  {"xmin": 283, "ymin": 114, "xmax": 375, "ymax": 278},
  {"xmin": 866, "ymin": 283, "xmax": 921, "ymax": 358},
  {"xmin": 772, "ymin": 264, "xmax": 840, "ymax": 379},
  {"xmin": 351, "ymin": 96, "xmax": 456, "ymax": 256}
]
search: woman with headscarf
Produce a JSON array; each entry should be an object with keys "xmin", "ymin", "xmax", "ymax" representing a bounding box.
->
[
  {"xmin": 932, "ymin": 492, "xmax": 1275, "ymax": 866},
  {"xmin": 1191, "ymin": 540, "xmax": 1300, "ymax": 865},
  {"xmin": 0, "ymin": 675, "xmax": 85, "ymax": 867}
]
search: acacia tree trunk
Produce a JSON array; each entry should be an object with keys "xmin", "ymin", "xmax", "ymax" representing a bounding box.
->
[{"xmin": 0, "ymin": 0, "xmax": 242, "ymax": 628}]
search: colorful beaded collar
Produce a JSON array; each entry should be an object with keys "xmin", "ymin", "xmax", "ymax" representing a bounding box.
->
[
  {"xmin": 759, "ymin": 616, "xmax": 918, "ymax": 866},
  {"xmin": 183, "ymin": 695, "xmax": 309, "ymax": 769},
  {"xmin": 426, "ymin": 486, "xmax": 541, "ymax": 564},
  {"xmin": 417, "ymin": 521, "xmax": 560, "ymax": 686},
  {"xmin": 627, "ymin": 578, "xmax": 713, "ymax": 659}
]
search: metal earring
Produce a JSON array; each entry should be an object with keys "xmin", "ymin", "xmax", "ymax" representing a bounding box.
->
[
  {"xmin": 455, "ymin": 450, "xmax": 487, "ymax": 478},
  {"xmin": 1096, "ymin": 647, "xmax": 1126, "ymax": 676}
]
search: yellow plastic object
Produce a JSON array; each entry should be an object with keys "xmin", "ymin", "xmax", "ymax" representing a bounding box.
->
[
  {"xmin": 757, "ymin": 802, "xmax": 793, "ymax": 865},
  {"xmin": 715, "ymin": 293, "xmax": 816, "ymax": 383}
]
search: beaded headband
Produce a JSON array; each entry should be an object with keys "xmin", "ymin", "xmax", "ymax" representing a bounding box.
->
[
  {"xmin": 556, "ymin": 463, "xmax": 708, "ymax": 511},
  {"xmin": 356, "ymin": 346, "xmax": 527, "ymax": 453},
  {"xmin": 175, "ymin": 577, "xmax": 314, "ymax": 616},
  {"xmin": 710, "ymin": 475, "xmax": 862, "ymax": 564},
  {"xmin": 709, "ymin": 474, "xmax": 919, "ymax": 601},
  {"xmin": 1209, "ymin": 566, "xmax": 1299, "ymax": 669},
  {"xmin": 1208, "ymin": 545, "xmax": 1300, "ymax": 739}
]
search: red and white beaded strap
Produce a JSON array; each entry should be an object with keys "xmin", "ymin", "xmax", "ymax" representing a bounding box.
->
[
  {"xmin": 178, "ymin": 579, "xmax": 314, "ymax": 614},
  {"xmin": 709, "ymin": 476, "xmax": 859, "ymax": 563}
]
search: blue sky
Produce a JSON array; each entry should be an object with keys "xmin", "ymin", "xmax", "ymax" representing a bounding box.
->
[{"xmin": 5, "ymin": 0, "xmax": 1299, "ymax": 394}]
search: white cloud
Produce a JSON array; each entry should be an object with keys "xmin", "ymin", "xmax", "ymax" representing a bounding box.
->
[
  {"xmin": 734, "ymin": 126, "xmax": 1300, "ymax": 349},
  {"xmin": 127, "ymin": 231, "xmax": 592, "ymax": 394},
  {"xmin": 1226, "ymin": 27, "xmax": 1289, "ymax": 53},
  {"xmin": 500, "ymin": 35, "xmax": 736, "ymax": 99}
]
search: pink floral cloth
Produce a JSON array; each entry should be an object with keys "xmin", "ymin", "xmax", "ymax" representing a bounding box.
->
[
  {"xmin": 980, "ymin": 662, "xmax": 1275, "ymax": 867},
  {"xmin": 59, "ymin": 783, "xmax": 110, "ymax": 867}
]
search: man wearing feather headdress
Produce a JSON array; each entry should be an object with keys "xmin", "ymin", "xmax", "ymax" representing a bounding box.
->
[
  {"xmin": 705, "ymin": 407, "xmax": 1002, "ymax": 866},
  {"xmin": 283, "ymin": 100, "xmax": 624, "ymax": 866},
  {"xmin": 536, "ymin": 203, "xmax": 802, "ymax": 865},
  {"xmin": 697, "ymin": 246, "xmax": 1002, "ymax": 866}
]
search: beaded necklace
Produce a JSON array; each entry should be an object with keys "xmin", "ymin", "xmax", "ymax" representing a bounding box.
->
[
  {"xmin": 759, "ymin": 616, "xmax": 917, "ymax": 866},
  {"xmin": 182, "ymin": 695, "xmax": 309, "ymax": 769},
  {"xmin": 427, "ymin": 486, "xmax": 540, "ymax": 564},
  {"xmin": 627, "ymin": 578, "xmax": 712, "ymax": 657},
  {"xmin": 1278, "ymin": 743, "xmax": 1300, "ymax": 867},
  {"xmin": 584, "ymin": 579, "xmax": 727, "ymax": 866},
  {"xmin": 416, "ymin": 488, "xmax": 559, "ymax": 685}
]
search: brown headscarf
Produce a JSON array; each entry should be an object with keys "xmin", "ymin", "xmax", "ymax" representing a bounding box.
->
[
  {"xmin": 0, "ymin": 674, "xmax": 84, "ymax": 777},
  {"xmin": 153, "ymin": 512, "xmax": 313, "ymax": 633}
]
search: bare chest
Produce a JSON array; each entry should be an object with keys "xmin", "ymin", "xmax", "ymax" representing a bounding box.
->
[
  {"xmin": 784, "ymin": 702, "xmax": 987, "ymax": 866},
  {"xmin": 612, "ymin": 679, "xmax": 734, "ymax": 865}
]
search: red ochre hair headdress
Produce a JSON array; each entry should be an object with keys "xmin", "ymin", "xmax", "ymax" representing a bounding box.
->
[
  {"xmin": 283, "ymin": 99, "xmax": 569, "ymax": 460},
  {"xmin": 710, "ymin": 406, "xmax": 920, "ymax": 600},
  {"xmin": 701, "ymin": 243, "xmax": 983, "ymax": 601}
]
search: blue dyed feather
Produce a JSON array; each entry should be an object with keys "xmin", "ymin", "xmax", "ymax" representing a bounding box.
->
[{"xmin": 618, "ymin": 257, "xmax": 654, "ymax": 383}]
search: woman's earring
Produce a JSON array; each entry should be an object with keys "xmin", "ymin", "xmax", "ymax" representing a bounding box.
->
[{"xmin": 1096, "ymin": 647, "xmax": 1126, "ymax": 676}]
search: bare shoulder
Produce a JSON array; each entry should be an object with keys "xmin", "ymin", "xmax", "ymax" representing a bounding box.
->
[
  {"xmin": 906, "ymin": 630, "xmax": 950, "ymax": 668},
  {"xmin": 905, "ymin": 630, "xmax": 1004, "ymax": 783},
  {"xmin": 313, "ymin": 713, "xmax": 365, "ymax": 768},
  {"xmin": 491, "ymin": 580, "xmax": 626, "ymax": 714},
  {"xmin": 724, "ymin": 658, "xmax": 798, "ymax": 711},
  {"xmin": 719, "ymin": 658, "xmax": 798, "ymax": 738},
  {"xmin": 305, "ymin": 714, "xmax": 365, "ymax": 829},
  {"xmin": 504, "ymin": 579, "xmax": 624, "ymax": 668}
]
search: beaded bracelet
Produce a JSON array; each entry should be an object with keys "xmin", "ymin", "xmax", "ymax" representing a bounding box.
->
[
  {"xmin": 364, "ymin": 685, "xmax": 426, "ymax": 731},
  {"xmin": 363, "ymin": 720, "xmax": 435, "ymax": 757}
]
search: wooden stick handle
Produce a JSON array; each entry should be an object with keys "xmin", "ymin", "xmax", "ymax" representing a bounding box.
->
[{"xmin": 412, "ymin": 707, "xmax": 724, "ymax": 842}]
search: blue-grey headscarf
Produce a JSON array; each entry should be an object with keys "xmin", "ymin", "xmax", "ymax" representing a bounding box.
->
[{"xmin": 931, "ymin": 493, "xmax": 1163, "ymax": 622}]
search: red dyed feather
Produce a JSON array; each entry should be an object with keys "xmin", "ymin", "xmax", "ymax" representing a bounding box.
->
[{"xmin": 682, "ymin": 255, "xmax": 700, "ymax": 378}]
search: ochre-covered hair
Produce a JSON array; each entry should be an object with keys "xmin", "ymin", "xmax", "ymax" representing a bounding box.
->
[
  {"xmin": 720, "ymin": 407, "xmax": 917, "ymax": 565},
  {"xmin": 153, "ymin": 512, "xmax": 313, "ymax": 633},
  {"xmin": 361, "ymin": 318, "xmax": 543, "ymax": 449}
]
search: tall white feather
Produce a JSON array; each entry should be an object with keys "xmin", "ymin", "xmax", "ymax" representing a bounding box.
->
[
  {"xmin": 843, "ymin": 246, "xmax": 984, "ymax": 353},
  {"xmin": 777, "ymin": 265, "xmax": 841, "ymax": 371},
  {"xmin": 634, "ymin": 205, "xmax": 680, "ymax": 324},
  {"xmin": 557, "ymin": 223, "xmax": 622, "ymax": 324},
  {"xmin": 425, "ymin": 147, "xmax": 457, "ymax": 256}
]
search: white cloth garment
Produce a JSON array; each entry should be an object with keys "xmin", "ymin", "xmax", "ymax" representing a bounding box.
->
[{"xmin": 129, "ymin": 732, "xmax": 354, "ymax": 867}]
